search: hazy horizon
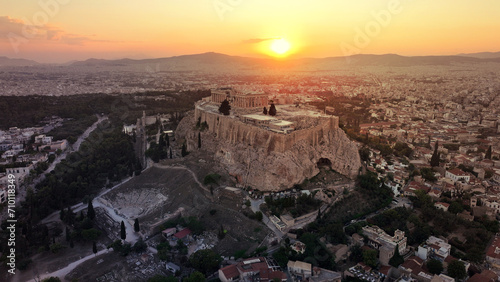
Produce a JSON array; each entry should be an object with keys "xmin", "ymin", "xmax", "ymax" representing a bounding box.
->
[{"xmin": 2, "ymin": 1, "xmax": 500, "ymax": 63}]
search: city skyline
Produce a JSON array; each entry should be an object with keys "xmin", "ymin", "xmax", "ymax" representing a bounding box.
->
[{"xmin": 2, "ymin": 0, "xmax": 500, "ymax": 63}]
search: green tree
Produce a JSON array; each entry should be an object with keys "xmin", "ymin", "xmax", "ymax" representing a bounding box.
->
[
  {"xmin": 430, "ymin": 141, "xmax": 440, "ymax": 167},
  {"xmin": 198, "ymin": 132, "xmax": 201, "ymax": 149},
  {"xmin": 362, "ymin": 249, "xmax": 378, "ymax": 268},
  {"xmin": 183, "ymin": 271, "xmax": 205, "ymax": 282},
  {"xmin": 181, "ymin": 142, "xmax": 188, "ymax": 157},
  {"xmin": 269, "ymin": 103, "xmax": 277, "ymax": 116},
  {"xmin": 359, "ymin": 147, "xmax": 370, "ymax": 163},
  {"xmin": 189, "ymin": 249, "xmax": 222, "ymax": 275},
  {"xmin": 60, "ymin": 208, "xmax": 65, "ymax": 220},
  {"xmin": 485, "ymin": 145, "xmax": 492, "ymax": 159},
  {"xmin": 218, "ymin": 99, "xmax": 231, "ymax": 115},
  {"xmin": 120, "ymin": 221, "xmax": 126, "ymax": 240},
  {"xmin": 448, "ymin": 201, "xmax": 464, "ymax": 214},
  {"xmin": 81, "ymin": 228, "xmax": 101, "ymax": 241},
  {"xmin": 65, "ymin": 226, "xmax": 70, "ymax": 242},
  {"xmin": 447, "ymin": 260, "xmax": 466, "ymax": 279},
  {"xmin": 255, "ymin": 211, "xmax": 263, "ymax": 222},
  {"xmin": 148, "ymin": 275, "xmax": 178, "ymax": 282},
  {"xmin": 389, "ymin": 245, "xmax": 404, "ymax": 267},
  {"xmin": 134, "ymin": 218, "xmax": 140, "ymax": 232},
  {"xmin": 132, "ymin": 237, "xmax": 148, "ymax": 253},
  {"xmin": 93, "ymin": 241, "xmax": 97, "ymax": 255},
  {"xmin": 426, "ymin": 259, "xmax": 443, "ymax": 275},
  {"xmin": 159, "ymin": 134, "xmax": 166, "ymax": 149},
  {"xmin": 87, "ymin": 200, "xmax": 95, "ymax": 220}
]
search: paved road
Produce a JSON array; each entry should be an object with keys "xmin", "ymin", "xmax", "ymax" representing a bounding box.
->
[{"xmin": 249, "ymin": 198, "xmax": 284, "ymax": 239}]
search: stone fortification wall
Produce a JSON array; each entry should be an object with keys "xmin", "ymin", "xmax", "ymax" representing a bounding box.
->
[
  {"xmin": 194, "ymin": 105, "xmax": 339, "ymax": 154},
  {"xmin": 176, "ymin": 104, "xmax": 361, "ymax": 191}
]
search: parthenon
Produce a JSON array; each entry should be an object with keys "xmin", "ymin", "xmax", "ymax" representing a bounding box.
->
[{"xmin": 211, "ymin": 87, "xmax": 269, "ymax": 108}]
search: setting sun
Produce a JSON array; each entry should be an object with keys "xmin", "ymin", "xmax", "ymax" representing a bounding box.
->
[{"xmin": 270, "ymin": 39, "xmax": 291, "ymax": 56}]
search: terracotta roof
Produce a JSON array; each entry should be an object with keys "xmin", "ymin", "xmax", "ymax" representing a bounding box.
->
[
  {"xmin": 173, "ymin": 228, "xmax": 192, "ymax": 239},
  {"xmin": 447, "ymin": 168, "xmax": 468, "ymax": 176},
  {"xmin": 379, "ymin": 265, "xmax": 391, "ymax": 276},
  {"xmin": 486, "ymin": 236, "xmax": 500, "ymax": 260},
  {"xmin": 220, "ymin": 264, "xmax": 239, "ymax": 279},
  {"xmin": 259, "ymin": 269, "xmax": 286, "ymax": 281},
  {"xmin": 468, "ymin": 273, "xmax": 495, "ymax": 282},
  {"xmin": 435, "ymin": 202, "xmax": 450, "ymax": 208}
]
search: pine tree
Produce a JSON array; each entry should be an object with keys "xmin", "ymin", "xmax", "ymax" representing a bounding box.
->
[
  {"xmin": 87, "ymin": 200, "xmax": 95, "ymax": 220},
  {"xmin": 120, "ymin": 221, "xmax": 126, "ymax": 240},
  {"xmin": 218, "ymin": 99, "xmax": 231, "ymax": 115},
  {"xmin": 198, "ymin": 132, "xmax": 201, "ymax": 149},
  {"xmin": 263, "ymin": 107, "xmax": 268, "ymax": 115},
  {"xmin": 93, "ymin": 241, "xmax": 97, "ymax": 255},
  {"xmin": 166, "ymin": 134, "xmax": 170, "ymax": 147},
  {"xmin": 430, "ymin": 141, "xmax": 440, "ymax": 167},
  {"xmin": 169, "ymin": 147, "xmax": 172, "ymax": 159},
  {"xmin": 134, "ymin": 218, "xmax": 140, "ymax": 232},
  {"xmin": 269, "ymin": 103, "xmax": 277, "ymax": 116},
  {"xmin": 485, "ymin": 145, "xmax": 492, "ymax": 159}
]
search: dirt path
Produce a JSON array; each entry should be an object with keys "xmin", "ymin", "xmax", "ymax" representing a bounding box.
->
[{"xmin": 153, "ymin": 163, "xmax": 210, "ymax": 194}]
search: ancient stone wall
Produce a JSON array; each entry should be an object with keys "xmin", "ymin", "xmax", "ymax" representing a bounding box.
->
[
  {"xmin": 179, "ymin": 103, "xmax": 361, "ymax": 191},
  {"xmin": 194, "ymin": 104, "xmax": 339, "ymax": 154}
]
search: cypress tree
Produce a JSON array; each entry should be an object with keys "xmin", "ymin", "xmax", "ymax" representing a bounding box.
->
[
  {"xmin": 134, "ymin": 218, "xmax": 140, "ymax": 232},
  {"xmin": 60, "ymin": 208, "xmax": 65, "ymax": 221},
  {"xmin": 181, "ymin": 142, "xmax": 188, "ymax": 157},
  {"xmin": 65, "ymin": 227, "xmax": 70, "ymax": 242},
  {"xmin": 430, "ymin": 141, "xmax": 440, "ymax": 167},
  {"xmin": 198, "ymin": 132, "xmax": 201, "ymax": 149},
  {"xmin": 87, "ymin": 200, "xmax": 95, "ymax": 220},
  {"xmin": 263, "ymin": 107, "xmax": 268, "ymax": 115},
  {"xmin": 485, "ymin": 145, "xmax": 492, "ymax": 159},
  {"xmin": 120, "ymin": 221, "xmax": 126, "ymax": 240},
  {"xmin": 93, "ymin": 241, "xmax": 97, "ymax": 255},
  {"xmin": 218, "ymin": 99, "xmax": 231, "ymax": 115},
  {"xmin": 269, "ymin": 103, "xmax": 277, "ymax": 116}
]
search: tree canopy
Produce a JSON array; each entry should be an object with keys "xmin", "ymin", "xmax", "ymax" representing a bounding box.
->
[{"xmin": 218, "ymin": 99, "xmax": 231, "ymax": 115}]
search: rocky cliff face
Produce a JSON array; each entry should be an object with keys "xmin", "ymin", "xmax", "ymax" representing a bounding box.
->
[{"xmin": 176, "ymin": 108, "xmax": 361, "ymax": 191}]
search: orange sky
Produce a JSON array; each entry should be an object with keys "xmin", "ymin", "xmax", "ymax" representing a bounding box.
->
[{"xmin": 1, "ymin": 0, "xmax": 499, "ymax": 63}]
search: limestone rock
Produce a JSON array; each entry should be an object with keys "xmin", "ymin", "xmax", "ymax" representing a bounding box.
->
[{"xmin": 176, "ymin": 108, "xmax": 361, "ymax": 191}]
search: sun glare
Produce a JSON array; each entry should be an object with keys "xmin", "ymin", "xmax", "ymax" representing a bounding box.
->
[{"xmin": 270, "ymin": 38, "xmax": 291, "ymax": 56}]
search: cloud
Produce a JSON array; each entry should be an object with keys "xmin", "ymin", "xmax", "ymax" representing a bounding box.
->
[
  {"xmin": 0, "ymin": 15, "xmax": 117, "ymax": 45},
  {"xmin": 242, "ymin": 37, "xmax": 278, "ymax": 44},
  {"xmin": 0, "ymin": 16, "xmax": 45, "ymax": 38}
]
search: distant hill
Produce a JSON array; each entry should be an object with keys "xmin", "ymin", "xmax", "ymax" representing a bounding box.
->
[
  {"xmin": 68, "ymin": 52, "xmax": 500, "ymax": 72},
  {"xmin": 457, "ymin": 51, "xmax": 500, "ymax": 59},
  {"xmin": 0, "ymin": 56, "xmax": 39, "ymax": 67},
  {"xmin": 4, "ymin": 52, "xmax": 500, "ymax": 70}
]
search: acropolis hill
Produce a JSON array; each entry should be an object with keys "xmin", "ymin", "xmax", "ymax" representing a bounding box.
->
[{"xmin": 176, "ymin": 88, "xmax": 362, "ymax": 191}]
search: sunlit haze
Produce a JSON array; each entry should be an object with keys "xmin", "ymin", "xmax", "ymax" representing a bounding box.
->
[{"xmin": 1, "ymin": 0, "xmax": 500, "ymax": 63}]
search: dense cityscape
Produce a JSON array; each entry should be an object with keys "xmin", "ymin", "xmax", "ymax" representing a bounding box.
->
[{"xmin": 2, "ymin": 1, "xmax": 500, "ymax": 282}]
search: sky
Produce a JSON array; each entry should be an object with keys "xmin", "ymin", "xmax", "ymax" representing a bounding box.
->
[{"xmin": 1, "ymin": 0, "xmax": 500, "ymax": 63}]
